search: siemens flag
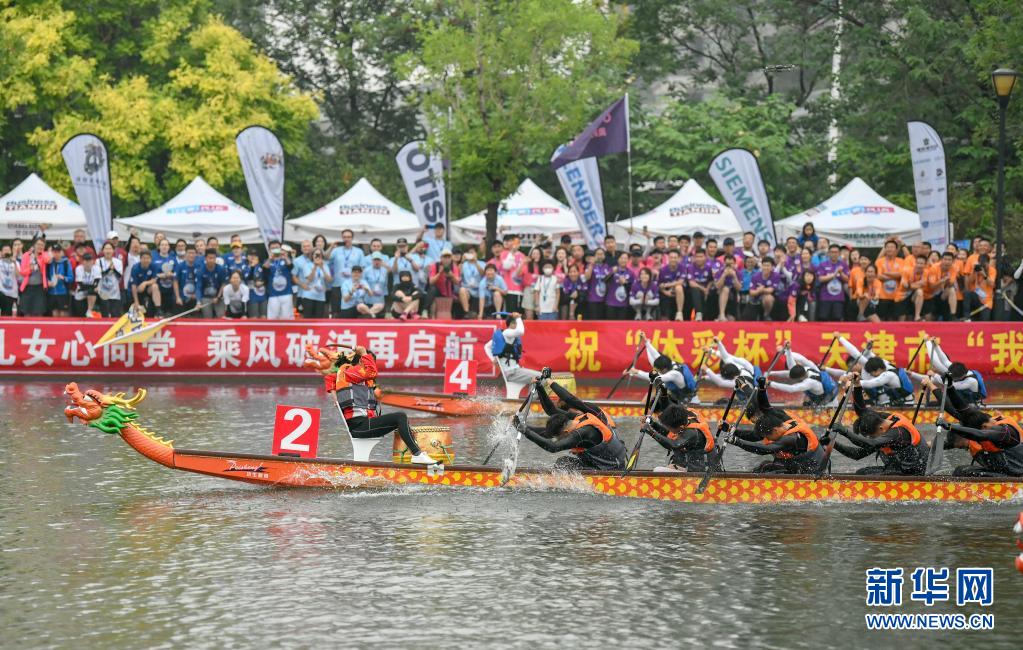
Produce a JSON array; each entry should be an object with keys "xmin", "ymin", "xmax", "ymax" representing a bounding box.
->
[
  {"xmin": 709, "ymin": 149, "xmax": 776, "ymax": 246},
  {"xmin": 553, "ymin": 146, "xmax": 606, "ymax": 249}
]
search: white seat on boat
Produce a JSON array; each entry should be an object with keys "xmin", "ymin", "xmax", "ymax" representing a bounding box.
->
[{"xmin": 349, "ymin": 435, "xmax": 381, "ymax": 462}]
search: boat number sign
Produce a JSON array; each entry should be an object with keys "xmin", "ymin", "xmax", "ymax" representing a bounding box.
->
[
  {"xmin": 444, "ymin": 358, "xmax": 478, "ymax": 396},
  {"xmin": 272, "ymin": 405, "xmax": 321, "ymax": 458}
]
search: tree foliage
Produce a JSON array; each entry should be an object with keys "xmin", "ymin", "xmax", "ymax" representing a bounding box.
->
[{"xmin": 404, "ymin": 0, "xmax": 637, "ymax": 242}]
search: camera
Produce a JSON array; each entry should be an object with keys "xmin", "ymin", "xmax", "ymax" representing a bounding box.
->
[{"xmin": 974, "ymin": 264, "xmax": 983, "ymax": 273}]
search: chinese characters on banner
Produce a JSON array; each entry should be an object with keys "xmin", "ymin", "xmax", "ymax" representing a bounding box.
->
[{"xmin": 1, "ymin": 319, "xmax": 1022, "ymax": 379}]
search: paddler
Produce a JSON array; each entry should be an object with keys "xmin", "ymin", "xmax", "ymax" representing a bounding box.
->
[
  {"xmin": 515, "ymin": 375, "xmax": 627, "ymax": 470},
  {"xmin": 642, "ymin": 403, "xmax": 719, "ymax": 472},
  {"xmin": 925, "ymin": 376, "xmax": 1023, "ymax": 477},
  {"xmin": 484, "ymin": 311, "xmax": 541, "ymax": 395},
  {"xmin": 722, "ymin": 377, "xmax": 824, "ymax": 473},
  {"xmin": 623, "ymin": 330, "xmax": 702, "ymax": 406},
  {"xmin": 924, "ymin": 338, "xmax": 987, "ymax": 405},
  {"xmin": 318, "ymin": 344, "xmax": 438, "ymax": 465},
  {"xmin": 701, "ymin": 337, "xmax": 758, "ymax": 403},
  {"xmin": 766, "ymin": 341, "xmax": 839, "ymax": 407},
  {"xmin": 834, "ymin": 334, "xmax": 914, "ymax": 406},
  {"xmin": 828, "ymin": 373, "xmax": 928, "ymax": 475}
]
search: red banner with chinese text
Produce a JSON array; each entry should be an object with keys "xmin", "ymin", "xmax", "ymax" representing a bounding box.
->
[{"xmin": 0, "ymin": 318, "xmax": 1020, "ymax": 379}]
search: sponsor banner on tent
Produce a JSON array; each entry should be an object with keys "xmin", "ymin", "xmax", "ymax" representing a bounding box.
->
[
  {"xmin": 236, "ymin": 126, "xmax": 285, "ymax": 245},
  {"xmin": 61, "ymin": 133, "xmax": 112, "ymax": 250},
  {"xmin": 907, "ymin": 121, "xmax": 949, "ymax": 248},
  {"xmin": 709, "ymin": 149, "xmax": 776, "ymax": 246},
  {"xmin": 551, "ymin": 95, "xmax": 630, "ymax": 169},
  {"xmin": 553, "ymin": 146, "xmax": 606, "ymax": 250},
  {"xmin": 2, "ymin": 319, "xmax": 1020, "ymax": 380},
  {"xmin": 396, "ymin": 141, "xmax": 446, "ymax": 228}
]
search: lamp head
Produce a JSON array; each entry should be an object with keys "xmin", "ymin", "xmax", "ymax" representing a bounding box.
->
[{"xmin": 991, "ymin": 68, "xmax": 1019, "ymax": 105}]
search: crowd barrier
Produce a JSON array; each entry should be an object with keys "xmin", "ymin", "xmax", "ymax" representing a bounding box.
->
[{"xmin": 0, "ymin": 318, "xmax": 1021, "ymax": 379}]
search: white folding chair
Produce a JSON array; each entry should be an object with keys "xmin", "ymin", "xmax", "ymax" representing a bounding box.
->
[{"xmin": 335, "ymin": 402, "xmax": 380, "ymax": 462}]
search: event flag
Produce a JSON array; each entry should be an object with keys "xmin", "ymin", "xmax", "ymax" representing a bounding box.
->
[
  {"xmin": 236, "ymin": 126, "xmax": 285, "ymax": 247},
  {"xmin": 61, "ymin": 133, "xmax": 112, "ymax": 251},
  {"xmin": 94, "ymin": 306, "xmax": 156, "ymax": 348},
  {"xmin": 708, "ymin": 149, "xmax": 777, "ymax": 246},
  {"xmin": 550, "ymin": 96, "xmax": 630, "ymax": 170},
  {"xmin": 552, "ymin": 145, "xmax": 606, "ymax": 249},
  {"xmin": 907, "ymin": 121, "xmax": 949, "ymax": 247},
  {"xmin": 396, "ymin": 140, "xmax": 447, "ymax": 228}
]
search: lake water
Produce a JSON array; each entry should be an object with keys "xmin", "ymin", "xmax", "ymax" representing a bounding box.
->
[{"xmin": 1, "ymin": 378, "xmax": 1021, "ymax": 649}]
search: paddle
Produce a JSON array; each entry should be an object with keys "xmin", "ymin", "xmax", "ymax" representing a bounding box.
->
[
  {"xmin": 813, "ymin": 383, "xmax": 854, "ymax": 478},
  {"xmin": 816, "ymin": 336, "xmax": 838, "ymax": 371},
  {"xmin": 501, "ymin": 385, "xmax": 536, "ymax": 486},
  {"xmin": 684, "ymin": 348, "xmax": 711, "ymax": 404},
  {"xmin": 926, "ymin": 375, "xmax": 951, "ymax": 475},
  {"xmin": 909, "ymin": 382, "xmax": 928, "ymax": 425},
  {"xmin": 696, "ymin": 348, "xmax": 786, "ymax": 494},
  {"xmin": 482, "ymin": 387, "xmax": 534, "ymax": 465},
  {"xmin": 621, "ymin": 379, "xmax": 661, "ymax": 477},
  {"xmin": 607, "ymin": 337, "xmax": 645, "ymax": 399}
]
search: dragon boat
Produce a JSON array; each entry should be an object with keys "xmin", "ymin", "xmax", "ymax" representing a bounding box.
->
[
  {"xmin": 379, "ymin": 388, "xmax": 1023, "ymax": 426},
  {"xmin": 64, "ymin": 382, "xmax": 1023, "ymax": 504}
]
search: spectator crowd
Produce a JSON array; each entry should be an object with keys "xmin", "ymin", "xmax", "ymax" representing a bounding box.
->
[{"xmin": 1, "ymin": 221, "xmax": 1019, "ymax": 322}]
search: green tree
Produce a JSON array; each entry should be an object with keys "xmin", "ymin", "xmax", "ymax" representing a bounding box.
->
[{"xmin": 406, "ymin": 0, "xmax": 637, "ymax": 243}]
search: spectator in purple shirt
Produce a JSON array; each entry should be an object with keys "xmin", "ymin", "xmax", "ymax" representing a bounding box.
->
[
  {"xmin": 685, "ymin": 248, "xmax": 715, "ymax": 322},
  {"xmin": 746, "ymin": 256, "xmax": 783, "ymax": 321},
  {"xmin": 584, "ymin": 248, "xmax": 611, "ymax": 320},
  {"xmin": 658, "ymin": 249, "xmax": 686, "ymax": 321},
  {"xmin": 629, "ymin": 267, "xmax": 659, "ymax": 320},
  {"xmin": 815, "ymin": 243, "xmax": 849, "ymax": 321},
  {"xmin": 714, "ymin": 254, "xmax": 742, "ymax": 321},
  {"xmin": 784, "ymin": 237, "xmax": 801, "ymax": 276},
  {"xmin": 560, "ymin": 265, "xmax": 587, "ymax": 320},
  {"xmin": 605, "ymin": 252, "xmax": 634, "ymax": 320},
  {"xmin": 718, "ymin": 236, "xmax": 744, "ymax": 268}
]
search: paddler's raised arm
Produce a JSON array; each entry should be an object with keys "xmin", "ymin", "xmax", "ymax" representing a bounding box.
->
[
  {"xmin": 550, "ymin": 381, "xmax": 599, "ymax": 417},
  {"xmin": 520, "ymin": 424, "xmax": 599, "ymax": 453},
  {"xmin": 534, "ymin": 381, "xmax": 564, "ymax": 416}
]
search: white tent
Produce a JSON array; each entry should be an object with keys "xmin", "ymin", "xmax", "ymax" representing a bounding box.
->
[
  {"xmin": 116, "ymin": 177, "xmax": 262, "ymax": 243},
  {"xmin": 777, "ymin": 177, "xmax": 921, "ymax": 247},
  {"xmin": 608, "ymin": 179, "xmax": 743, "ymax": 245},
  {"xmin": 285, "ymin": 177, "xmax": 420, "ymax": 244},
  {"xmin": 0, "ymin": 173, "xmax": 87, "ymax": 240},
  {"xmin": 450, "ymin": 179, "xmax": 582, "ymax": 245}
]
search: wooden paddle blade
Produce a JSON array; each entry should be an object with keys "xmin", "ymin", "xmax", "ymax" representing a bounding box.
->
[{"xmin": 926, "ymin": 428, "xmax": 946, "ymax": 475}]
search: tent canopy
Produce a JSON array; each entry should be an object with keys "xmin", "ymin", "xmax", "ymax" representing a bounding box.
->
[
  {"xmin": 116, "ymin": 176, "xmax": 262, "ymax": 243},
  {"xmin": 608, "ymin": 179, "xmax": 743, "ymax": 245},
  {"xmin": 285, "ymin": 177, "xmax": 420, "ymax": 244},
  {"xmin": 0, "ymin": 173, "xmax": 87, "ymax": 240},
  {"xmin": 777, "ymin": 177, "xmax": 921, "ymax": 247},
  {"xmin": 450, "ymin": 179, "xmax": 582, "ymax": 245}
]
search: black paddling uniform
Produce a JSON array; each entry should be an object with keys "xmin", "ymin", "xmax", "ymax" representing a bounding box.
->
[
  {"xmin": 521, "ymin": 382, "xmax": 627, "ymax": 470},
  {"xmin": 645, "ymin": 411, "xmax": 719, "ymax": 472},
  {"xmin": 729, "ymin": 387, "xmax": 824, "ymax": 474},
  {"xmin": 832, "ymin": 386, "xmax": 928, "ymax": 475},
  {"xmin": 938, "ymin": 383, "xmax": 1023, "ymax": 477}
]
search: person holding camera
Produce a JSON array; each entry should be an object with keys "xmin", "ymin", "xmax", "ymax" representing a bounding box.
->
[
  {"xmin": 427, "ymin": 249, "xmax": 460, "ymax": 311},
  {"xmin": 295, "ymin": 244, "xmax": 332, "ymax": 319},
  {"xmin": 262, "ymin": 241, "xmax": 294, "ymax": 320},
  {"xmin": 478, "ymin": 264, "xmax": 507, "ymax": 318},
  {"xmin": 963, "ymin": 255, "xmax": 995, "ymax": 321},
  {"xmin": 458, "ymin": 246, "xmax": 486, "ymax": 319},
  {"xmin": 0, "ymin": 243, "xmax": 22, "ymax": 316}
]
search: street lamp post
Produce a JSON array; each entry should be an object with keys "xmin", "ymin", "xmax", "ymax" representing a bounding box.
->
[{"xmin": 991, "ymin": 68, "xmax": 1018, "ymax": 301}]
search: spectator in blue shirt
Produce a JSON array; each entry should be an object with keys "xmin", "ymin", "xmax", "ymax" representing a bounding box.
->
[
  {"xmin": 131, "ymin": 249, "xmax": 163, "ymax": 315},
  {"xmin": 173, "ymin": 246, "xmax": 201, "ymax": 313},
  {"xmin": 46, "ymin": 244, "xmax": 73, "ymax": 317},
  {"xmin": 197, "ymin": 248, "xmax": 229, "ymax": 318},
  {"xmin": 327, "ymin": 229, "xmax": 364, "ymax": 318},
  {"xmin": 339, "ymin": 265, "xmax": 371, "ymax": 318},
  {"xmin": 224, "ymin": 241, "xmax": 248, "ymax": 276},
  {"xmin": 361, "ymin": 252, "xmax": 389, "ymax": 318},
  {"xmin": 245, "ymin": 249, "xmax": 268, "ymax": 318},
  {"xmin": 477, "ymin": 263, "xmax": 508, "ymax": 318},
  {"xmin": 458, "ymin": 247, "xmax": 485, "ymax": 319},
  {"xmin": 152, "ymin": 238, "xmax": 178, "ymax": 316},
  {"xmin": 295, "ymin": 245, "xmax": 332, "ymax": 319},
  {"xmin": 422, "ymin": 222, "xmax": 452, "ymax": 265},
  {"xmin": 264, "ymin": 240, "xmax": 294, "ymax": 320}
]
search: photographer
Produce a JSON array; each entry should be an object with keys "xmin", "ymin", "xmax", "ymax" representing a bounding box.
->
[
  {"xmin": 458, "ymin": 245, "xmax": 486, "ymax": 319},
  {"xmin": 478, "ymin": 264, "xmax": 507, "ymax": 318},
  {"xmin": 427, "ymin": 249, "xmax": 460, "ymax": 313},
  {"xmin": 963, "ymin": 255, "xmax": 995, "ymax": 321},
  {"xmin": 296, "ymin": 247, "xmax": 332, "ymax": 319}
]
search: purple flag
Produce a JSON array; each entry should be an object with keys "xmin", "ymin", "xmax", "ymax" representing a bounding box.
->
[{"xmin": 551, "ymin": 95, "xmax": 630, "ymax": 170}]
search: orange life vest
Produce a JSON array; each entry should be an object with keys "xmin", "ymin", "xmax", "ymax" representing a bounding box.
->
[
  {"xmin": 566, "ymin": 411, "xmax": 615, "ymax": 453},
  {"xmin": 682, "ymin": 410, "xmax": 714, "ymax": 452},
  {"xmin": 880, "ymin": 413, "xmax": 922, "ymax": 455},
  {"xmin": 975, "ymin": 414, "xmax": 1023, "ymax": 453},
  {"xmin": 764, "ymin": 418, "xmax": 818, "ymax": 459}
]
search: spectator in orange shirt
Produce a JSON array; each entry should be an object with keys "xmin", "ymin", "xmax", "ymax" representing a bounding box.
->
[
  {"xmin": 963, "ymin": 254, "xmax": 996, "ymax": 321},
  {"xmin": 853, "ymin": 263, "xmax": 883, "ymax": 323},
  {"xmin": 875, "ymin": 239, "xmax": 906, "ymax": 320},
  {"xmin": 965, "ymin": 237, "xmax": 992, "ymax": 271},
  {"xmin": 923, "ymin": 252, "xmax": 958, "ymax": 321},
  {"xmin": 902, "ymin": 255, "xmax": 928, "ymax": 321}
]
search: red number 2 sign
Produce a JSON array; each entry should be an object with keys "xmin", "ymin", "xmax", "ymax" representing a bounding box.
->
[
  {"xmin": 444, "ymin": 358, "xmax": 478, "ymax": 395},
  {"xmin": 272, "ymin": 405, "xmax": 321, "ymax": 458}
]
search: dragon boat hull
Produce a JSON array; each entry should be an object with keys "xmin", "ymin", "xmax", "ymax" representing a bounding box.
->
[
  {"xmin": 379, "ymin": 389, "xmax": 1023, "ymax": 426},
  {"xmin": 112, "ymin": 422, "xmax": 1023, "ymax": 504}
]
